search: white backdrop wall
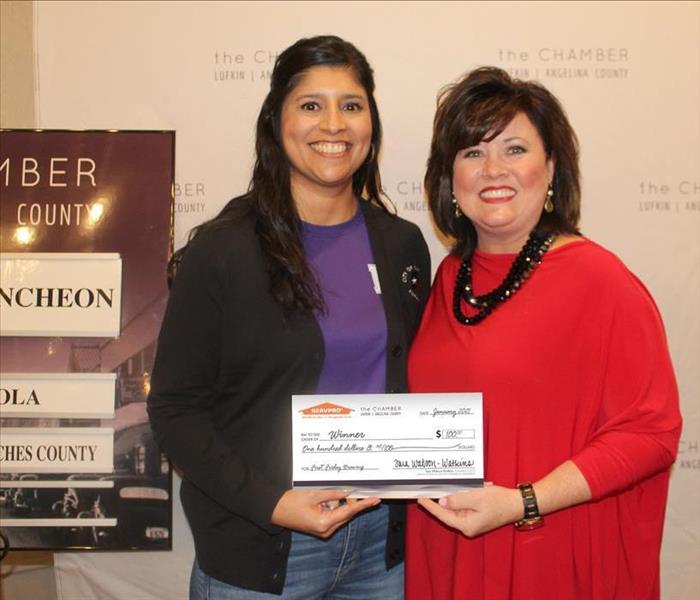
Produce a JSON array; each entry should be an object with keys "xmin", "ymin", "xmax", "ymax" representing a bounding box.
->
[{"xmin": 29, "ymin": 1, "xmax": 699, "ymax": 598}]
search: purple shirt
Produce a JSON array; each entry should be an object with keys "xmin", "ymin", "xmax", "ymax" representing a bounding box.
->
[{"xmin": 302, "ymin": 207, "xmax": 387, "ymax": 394}]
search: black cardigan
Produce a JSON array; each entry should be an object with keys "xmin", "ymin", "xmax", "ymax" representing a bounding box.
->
[{"xmin": 147, "ymin": 199, "xmax": 431, "ymax": 594}]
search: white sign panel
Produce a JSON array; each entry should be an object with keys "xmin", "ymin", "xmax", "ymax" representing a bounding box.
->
[
  {"xmin": 0, "ymin": 427, "xmax": 114, "ymax": 473},
  {"xmin": 0, "ymin": 373, "xmax": 116, "ymax": 418},
  {"xmin": 0, "ymin": 252, "xmax": 122, "ymax": 337},
  {"xmin": 0, "ymin": 518, "xmax": 118, "ymax": 528}
]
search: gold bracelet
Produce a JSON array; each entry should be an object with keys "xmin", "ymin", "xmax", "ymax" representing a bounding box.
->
[{"xmin": 514, "ymin": 482, "xmax": 544, "ymax": 531}]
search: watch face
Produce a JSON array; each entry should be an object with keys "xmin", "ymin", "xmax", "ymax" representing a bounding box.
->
[{"xmin": 515, "ymin": 517, "xmax": 545, "ymax": 531}]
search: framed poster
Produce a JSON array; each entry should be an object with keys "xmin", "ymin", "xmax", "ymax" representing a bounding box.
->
[{"xmin": 0, "ymin": 130, "xmax": 174, "ymax": 551}]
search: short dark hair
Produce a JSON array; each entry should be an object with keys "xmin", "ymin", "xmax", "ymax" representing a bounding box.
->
[{"xmin": 425, "ymin": 67, "xmax": 581, "ymax": 257}]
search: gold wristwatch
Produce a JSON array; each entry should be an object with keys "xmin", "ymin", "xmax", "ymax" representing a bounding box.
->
[{"xmin": 514, "ymin": 482, "xmax": 544, "ymax": 531}]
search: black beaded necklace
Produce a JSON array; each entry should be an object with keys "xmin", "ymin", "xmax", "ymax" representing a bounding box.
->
[{"xmin": 452, "ymin": 230, "xmax": 555, "ymax": 325}]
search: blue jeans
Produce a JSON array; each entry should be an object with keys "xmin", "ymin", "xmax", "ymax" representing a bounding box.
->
[{"xmin": 189, "ymin": 504, "xmax": 403, "ymax": 600}]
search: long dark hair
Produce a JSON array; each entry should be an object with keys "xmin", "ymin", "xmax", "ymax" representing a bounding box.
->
[
  {"xmin": 425, "ymin": 67, "xmax": 581, "ymax": 258},
  {"xmin": 170, "ymin": 35, "xmax": 389, "ymax": 311}
]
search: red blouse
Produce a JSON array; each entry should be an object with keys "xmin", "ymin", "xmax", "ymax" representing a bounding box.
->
[{"xmin": 406, "ymin": 239, "xmax": 681, "ymax": 600}]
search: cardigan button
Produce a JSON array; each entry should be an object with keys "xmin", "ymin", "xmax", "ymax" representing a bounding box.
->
[
  {"xmin": 272, "ymin": 571, "xmax": 280, "ymax": 582},
  {"xmin": 389, "ymin": 548, "xmax": 401, "ymax": 560},
  {"xmin": 390, "ymin": 520, "xmax": 402, "ymax": 532},
  {"xmin": 276, "ymin": 540, "xmax": 286, "ymax": 553},
  {"xmin": 391, "ymin": 345, "xmax": 403, "ymax": 357}
]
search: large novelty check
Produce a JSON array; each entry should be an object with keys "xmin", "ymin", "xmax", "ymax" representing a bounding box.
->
[{"xmin": 291, "ymin": 393, "xmax": 483, "ymax": 498}]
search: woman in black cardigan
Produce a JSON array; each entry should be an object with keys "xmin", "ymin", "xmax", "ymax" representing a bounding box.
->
[{"xmin": 147, "ymin": 35, "xmax": 430, "ymax": 599}]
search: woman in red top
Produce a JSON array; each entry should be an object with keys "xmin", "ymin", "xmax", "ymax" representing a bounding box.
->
[{"xmin": 406, "ymin": 67, "xmax": 682, "ymax": 600}]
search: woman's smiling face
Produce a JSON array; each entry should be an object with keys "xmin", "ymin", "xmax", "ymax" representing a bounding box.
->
[
  {"xmin": 452, "ymin": 112, "xmax": 554, "ymax": 252},
  {"xmin": 281, "ymin": 65, "xmax": 372, "ymax": 200}
]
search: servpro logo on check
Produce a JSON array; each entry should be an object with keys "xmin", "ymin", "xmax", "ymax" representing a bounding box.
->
[
  {"xmin": 299, "ymin": 402, "xmax": 354, "ymax": 417},
  {"xmin": 291, "ymin": 393, "xmax": 484, "ymax": 499}
]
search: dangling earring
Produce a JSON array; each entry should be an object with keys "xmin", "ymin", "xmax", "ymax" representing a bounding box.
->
[
  {"xmin": 544, "ymin": 184, "xmax": 554, "ymax": 213},
  {"xmin": 452, "ymin": 192, "xmax": 462, "ymax": 218}
]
